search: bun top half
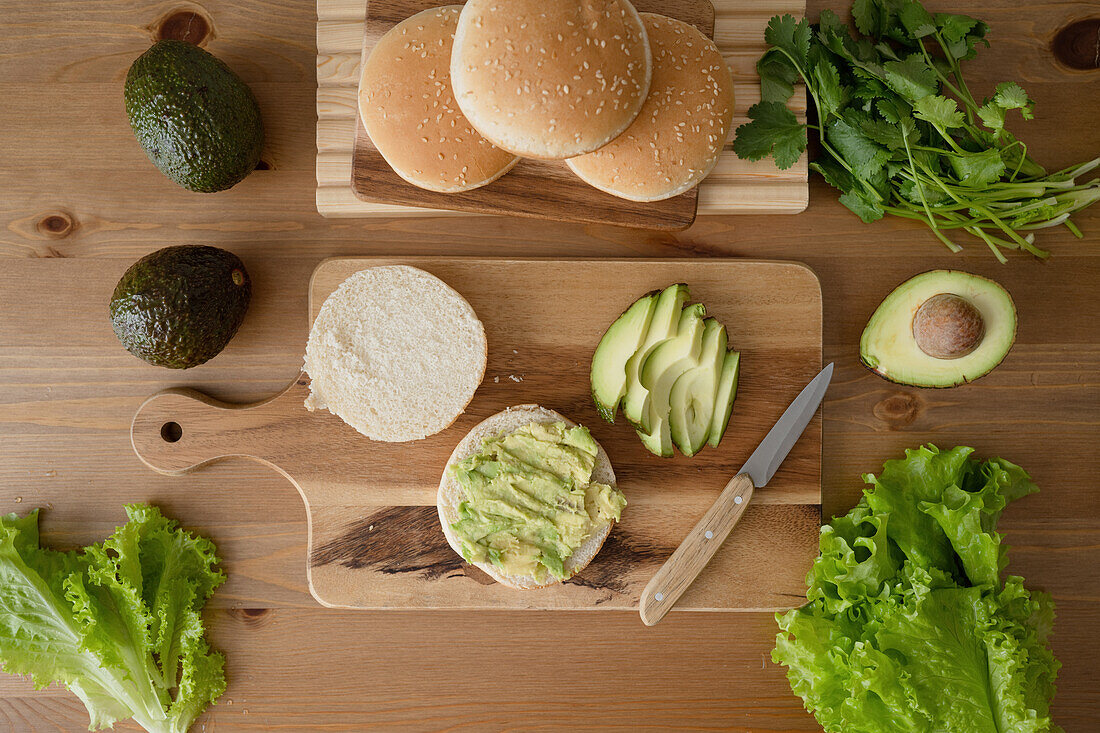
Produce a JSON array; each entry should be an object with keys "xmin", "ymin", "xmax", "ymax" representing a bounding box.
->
[
  {"xmin": 450, "ymin": 0, "xmax": 652, "ymax": 159},
  {"xmin": 567, "ymin": 14, "xmax": 734, "ymax": 202},
  {"xmin": 358, "ymin": 6, "xmax": 518, "ymax": 193}
]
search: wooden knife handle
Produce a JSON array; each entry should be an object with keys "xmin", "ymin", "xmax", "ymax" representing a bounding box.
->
[{"xmin": 639, "ymin": 472, "xmax": 755, "ymax": 626}]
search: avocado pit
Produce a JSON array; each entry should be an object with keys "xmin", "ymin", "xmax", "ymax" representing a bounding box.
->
[{"xmin": 912, "ymin": 293, "xmax": 985, "ymax": 360}]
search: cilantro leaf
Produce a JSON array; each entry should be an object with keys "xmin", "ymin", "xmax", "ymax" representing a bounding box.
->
[
  {"xmin": 851, "ymin": 0, "xmax": 879, "ymax": 37},
  {"xmin": 883, "ymin": 54, "xmax": 939, "ymax": 101},
  {"xmin": 757, "ymin": 49, "xmax": 800, "ymax": 104},
  {"xmin": 978, "ymin": 102, "xmax": 1007, "ymax": 131},
  {"xmin": 764, "ymin": 14, "xmax": 812, "ymax": 67},
  {"xmin": 861, "ymin": 116, "xmax": 913, "ymax": 150},
  {"xmin": 947, "ymin": 148, "xmax": 1007, "ymax": 187},
  {"xmin": 839, "ymin": 188, "xmax": 886, "ymax": 222},
  {"xmin": 914, "ymin": 95, "xmax": 965, "ymax": 129},
  {"xmin": 935, "ymin": 13, "xmax": 979, "ymax": 43},
  {"xmin": 993, "ymin": 81, "xmax": 1034, "ymax": 119},
  {"xmin": 935, "ymin": 13, "xmax": 989, "ymax": 59},
  {"xmin": 875, "ymin": 95, "xmax": 911, "ymax": 124},
  {"xmin": 808, "ymin": 45, "xmax": 845, "ymax": 117},
  {"xmin": 810, "ymin": 157, "xmax": 857, "ymax": 193},
  {"xmin": 899, "ymin": 177, "xmax": 948, "ymax": 205},
  {"xmin": 732, "ymin": 102, "xmax": 807, "ymax": 170},
  {"xmin": 827, "ymin": 116, "xmax": 891, "ymax": 179},
  {"xmin": 899, "ymin": 1, "xmax": 937, "ymax": 39}
]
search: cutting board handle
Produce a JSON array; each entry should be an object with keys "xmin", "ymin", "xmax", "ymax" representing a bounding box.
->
[{"xmin": 131, "ymin": 373, "xmax": 308, "ymax": 476}]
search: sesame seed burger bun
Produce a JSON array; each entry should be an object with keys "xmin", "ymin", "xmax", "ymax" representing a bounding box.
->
[
  {"xmin": 566, "ymin": 14, "xmax": 734, "ymax": 202},
  {"xmin": 450, "ymin": 0, "xmax": 652, "ymax": 160},
  {"xmin": 358, "ymin": 6, "xmax": 519, "ymax": 193}
]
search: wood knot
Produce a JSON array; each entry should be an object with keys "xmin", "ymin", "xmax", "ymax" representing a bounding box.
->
[
  {"xmin": 155, "ymin": 9, "xmax": 213, "ymax": 44},
  {"xmin": 1052, "ymin": 19, "xmax": 1100, "ymax": 70},
  {"xmin": 873, "ymin": 392, "xmax": 922, "ymax": 429},
  {"xmin": 228, "ymin": 607, "xmax": 273, "ymax": 628},
  {"xmin": 36, "ymin": 212, "xmax": 74, "ymax": 239}
]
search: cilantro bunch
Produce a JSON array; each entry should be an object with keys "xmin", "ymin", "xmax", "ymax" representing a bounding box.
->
[{"xmin": 733, "ymin": 0, "xmax": 1100, "ymax": 261}]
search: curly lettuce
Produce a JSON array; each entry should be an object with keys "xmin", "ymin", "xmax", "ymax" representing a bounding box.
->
[
  {"xmin": 0, "ymin": 504, "xmax": 225, "ymax": 733},
  {"xmin": 775, "ymin": 446, "xmax": 1061, "ymax": 732}
]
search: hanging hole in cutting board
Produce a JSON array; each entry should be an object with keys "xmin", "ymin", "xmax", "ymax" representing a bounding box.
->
[{"xmin": 161, "ymin": 421, "xmax": 183, "ymax": 443}]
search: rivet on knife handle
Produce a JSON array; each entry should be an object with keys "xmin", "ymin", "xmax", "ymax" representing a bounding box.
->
[{"xmin": 639, "ymin": 473, "xmax": 755, "ymax": 626}]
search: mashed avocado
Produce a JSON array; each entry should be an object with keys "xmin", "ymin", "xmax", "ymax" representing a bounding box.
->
[{"xmin": 449, "ymin": 422, "xmax": 627, "ymax": 582}]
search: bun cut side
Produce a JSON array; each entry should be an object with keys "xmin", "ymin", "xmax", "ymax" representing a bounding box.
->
[
  {"xmin": 358, "ymin": 6, "xmax": 519, "ymax": 192},
  {"xmin": 304, "ymin": 265, "xmax": 487, "ymax": 442},
  {"xmin": 450, "ymin": 0, "xmax": 652, "ymax": 159},
  {"xmin": 566, "ymin": 14, "xmax": 734, "ymax": 201},
  {"xmin": 437, "ymin": 405, "xmax": 619, "ymax": 590}
]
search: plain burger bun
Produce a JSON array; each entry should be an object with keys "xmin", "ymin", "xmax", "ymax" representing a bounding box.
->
[
  {"xmin": 304, "ymin": 266, "xmax": 487, "ymax": 442},
  {"xmin": 450, "ymin": 0, "xmax": 652, "ymax": 159},
  {"xmin": 437, "ymin": 405, "xmax": 618, "ymax": 590},
  {"xmin": 566, "ymin": 14, "xmax": 734, "ymax": 201},
  {"xmin": 358, "ymin": 6, "xmax": 519, "ymax": 192}
]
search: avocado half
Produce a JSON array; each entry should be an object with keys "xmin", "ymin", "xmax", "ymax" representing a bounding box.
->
[{"xmin": 859, "ymin": 270, "xmax": 1016, "ymax": 388}]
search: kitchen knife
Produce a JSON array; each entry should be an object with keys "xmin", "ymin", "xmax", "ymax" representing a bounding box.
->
[{"xmin": 639, "ymin": 363, "xmax": 834, "ymax": 626}]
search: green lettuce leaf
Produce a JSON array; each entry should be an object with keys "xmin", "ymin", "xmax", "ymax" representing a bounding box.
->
[
  {"xmin": 0, "ymin": 505, "xmax": 225, "ymax": 733},
  {"xmin": 775, "ymin": 446, "xmax": 1061, "ymax": 733}
]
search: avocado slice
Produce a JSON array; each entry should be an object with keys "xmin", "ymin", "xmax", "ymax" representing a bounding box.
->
[
  {"xmin": 109, "ymin": 245, "xmax": 251, "ymax": 369},
  {"xmin": 622, "ymin": 284, "xmax": 690, "ymax": 427},
  {"xmin": 637, "ymin": 422, "xmax": 673, "ymax": 458},
  {"xmin": 669, "ymin": 319, "xmax": 727, "ymax": 457},
  {"xmin": 591, "ymin": 291, "xmax": 659, "ymax": 423},
  {"xmin": 859, "ymin": 270, "xmax": 1016, "ymax": 388},
  {"xmin": 634, "ymin": 304, "xmax": 706, "ymax": 454},
  {"xmin": 125, "ymin": 40, "xmax": 264, "ymax": 193},
  {"xmin": 708, "ymin": 350, "xmax": 741, "ymax": 447}
]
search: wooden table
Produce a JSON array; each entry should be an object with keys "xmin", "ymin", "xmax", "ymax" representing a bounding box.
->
[{"xmin": 1, "ymin": 1, "xmax": 1098, "ymax": 730}]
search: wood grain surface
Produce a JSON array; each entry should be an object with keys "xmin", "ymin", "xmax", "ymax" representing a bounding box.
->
[
  {"xmin": 323, "ymin": 0, "xmax": 811, "ymax": 218},
  {"xmin": 131, "ymin": 258, "xmax": 823, "ymax": 610},
  {"xmin": 349, "ymin": 0, "xmax": 712, "ymax": 230},
  {"xmin": 1, "ymin": 0, "xmax": 1099, "ymax": 730}
]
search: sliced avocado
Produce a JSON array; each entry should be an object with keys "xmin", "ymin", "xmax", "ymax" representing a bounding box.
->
[
  {"xmin": 669, "ymin": 319, "xmax": 727, "ymax": 457},
  {"xmin": 591, "ymin": 291, "xmax": 659, "ymax": 423},
  {"xmin": 637, "ymin": 422, "xmax": 673, "ymax": 458},
  {"xmin": 109, "ymin": 245, "xmax": 251, "ymax": 369},
  {"xmin": 708, "ymin": 350, "xmax": 741, "ymax": 447},
  {"xmin": 859, "ymin": 270, "xmax": 1016, "ymax": 388},
  {"xmin": 635, "ymin": 304, "xmax": 706, "ymax": 454},
  {"xmin": 622, "ymin": 284, "xmax": 690, "ymax": 427},
  {"xmin": 125, "ymin": 40, "xmax": 264, "ymax": 193}
]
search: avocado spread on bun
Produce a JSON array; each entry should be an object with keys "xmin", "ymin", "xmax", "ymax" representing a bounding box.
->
[{"xmin": 438, "ymin": 405, "xmax": 626, "ymax": 588}]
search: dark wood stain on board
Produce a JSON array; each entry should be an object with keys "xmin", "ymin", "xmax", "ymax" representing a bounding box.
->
[{"xmin": 312, "ymin": 505, "xmax": 671, "ymax": 594}]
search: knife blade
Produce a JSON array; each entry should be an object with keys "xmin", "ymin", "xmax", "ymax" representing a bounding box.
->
[{"xmin": 639, "ymin": 363, "xmax": 834, "ymax": 626}]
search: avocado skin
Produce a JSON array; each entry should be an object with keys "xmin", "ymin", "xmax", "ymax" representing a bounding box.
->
[
  {"xmin": 125, "ymin": 40, "xmax": 263, "ymax": 193},
  {"xmin": 110, "ymin": 245, "xmax": 251, "ymax": 369}
]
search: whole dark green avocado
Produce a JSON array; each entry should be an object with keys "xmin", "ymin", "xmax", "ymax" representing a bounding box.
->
[
  {"xmin": 110, "ymin": 245, "xmax": 252, "ymax": 369},
  {"xmin": 124, "ymin": 40, "xmax": 263, "ymax": 192}
]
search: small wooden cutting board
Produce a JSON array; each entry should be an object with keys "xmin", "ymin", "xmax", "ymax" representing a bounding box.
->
[
  {"xmin": 132, "ymin": 258, "xmax": 822, "ymax": 611},
  {"xmin": 350, "ymin": 0, "xmax": 716, "ymax": 230}
]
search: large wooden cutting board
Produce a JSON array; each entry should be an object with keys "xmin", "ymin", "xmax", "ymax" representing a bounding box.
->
[
  {"xmin": 131, "ymin": 258, "xmax": 822, "ymax": 611},
  {"xmin": 317, "ymin": 0, "xmax": 809, "ymax": 218},
  {"xmin": 349, "ymin": 0, "xmax": 714, "ymax": 231}
]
